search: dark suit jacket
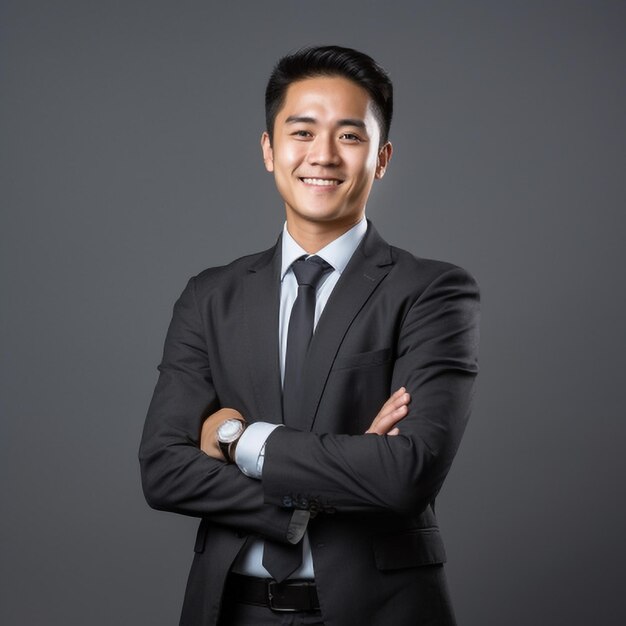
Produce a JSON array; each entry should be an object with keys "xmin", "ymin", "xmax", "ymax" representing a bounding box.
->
[{"xmin": 139, "ymin": 222, "xmax": 480, "ymax": 626}]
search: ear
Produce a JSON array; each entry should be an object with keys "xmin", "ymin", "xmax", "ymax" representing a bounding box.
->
[
  {"xmin": 261, "ymin": 132, "xmax": 274, "ymax": 172},
  {"xmin": 375, "ymin": 141, "xmax": 393, "ymax": 179}
]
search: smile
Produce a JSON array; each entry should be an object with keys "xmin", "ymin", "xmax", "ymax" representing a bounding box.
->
[{"xmin": 300, "ymin": 178, "xmax": 342, "ymax": 186}]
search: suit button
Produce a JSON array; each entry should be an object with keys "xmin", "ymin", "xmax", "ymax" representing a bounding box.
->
[{"xmin": 282, "ymin": 496, "xmax": 293, "ymax": 508}]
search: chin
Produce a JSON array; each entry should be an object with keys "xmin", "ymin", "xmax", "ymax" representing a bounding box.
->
[{"xmin": 295, "ymin": 210, "xmax": 346, "ymax": 224}]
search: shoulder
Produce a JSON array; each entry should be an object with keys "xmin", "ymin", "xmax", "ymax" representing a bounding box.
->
[
  {"xmin": 385, "ymin": 243, "xmax": 480, "ymax": 299},
  {"xmin": 394, "ymin": 247, "xmax": 478, "ymax": 283},
  {"xmin": 383, "ymin": 245, "xmax": 480, "ymax": 345},
  {"xmin": 364, "ymin": 221, "xmax": 478, "ymax": 293},
  {"xmin": 166, "ymin": 242, "xmax": 279, "ymax": 314},
  {"xmin": 193, "ymin": 248, "xmax": 272, "ymax": 285},
  {"xmin": 180, "ymin": 241, "xmax": 277, "ymax": 293}
]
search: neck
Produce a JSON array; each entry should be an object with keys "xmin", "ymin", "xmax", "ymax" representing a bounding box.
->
[{"xmin": 285, "ymin": 216, "xmax": 364, "ymax": 254}]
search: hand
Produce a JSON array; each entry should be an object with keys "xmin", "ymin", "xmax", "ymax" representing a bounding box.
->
[
  {"xmin": 365, "ymin": 387, "xmax": 410, "ymax": 436},
  {"xmin": 200, "ymin": 408, "xmax": 245, "ymax": 461}
]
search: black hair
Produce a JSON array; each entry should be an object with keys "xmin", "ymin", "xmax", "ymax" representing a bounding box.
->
[{"xmin": 265, "ymin": 45, "xmax": 393, "ymax": 145}]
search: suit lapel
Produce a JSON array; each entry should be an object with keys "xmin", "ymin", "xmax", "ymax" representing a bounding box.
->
[
  {"xmin": 300, "ymin": 224, "xmax": 394, "ymax": 431},
  {"xmin": 242, "ymin": 238, "xmax": 284, "ymax": 424}
]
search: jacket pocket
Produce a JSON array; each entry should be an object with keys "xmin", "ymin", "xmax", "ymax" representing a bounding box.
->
[
  {"xmin": 332, "ymin": 348, "xmax": 391, "ymax": 371},
  {"xmin": 372, "ymin": 527, "xmax": 447, "ymax": 570}
]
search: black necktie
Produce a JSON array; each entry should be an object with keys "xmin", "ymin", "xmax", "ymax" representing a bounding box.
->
[
  {"xmin": 263, "ymin": 255, "xmax": 332, "ymax": 582},
  {"xmin": 282, "ymin": 255, "xmax": 333, "ymax": 429}
]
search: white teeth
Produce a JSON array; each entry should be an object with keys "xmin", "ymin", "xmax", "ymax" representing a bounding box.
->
[{"xmin": 301, "ymin": 178, "xmax": 340, "ymax": 186}]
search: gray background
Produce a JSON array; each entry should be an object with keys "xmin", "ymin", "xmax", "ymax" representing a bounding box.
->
[{"xmin": 2, "ymin": 1, "xmax": 625, "ymax": 624}]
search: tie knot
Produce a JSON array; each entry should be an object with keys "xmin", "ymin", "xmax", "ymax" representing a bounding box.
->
[{"xmin": 291, "ymin": 256, "xmax": 332, "ymax": 288}]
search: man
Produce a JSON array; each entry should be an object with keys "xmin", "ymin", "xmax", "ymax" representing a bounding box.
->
[{"xmin": 140, "ymin": 46, "xmax": 479, "ymax": 626}]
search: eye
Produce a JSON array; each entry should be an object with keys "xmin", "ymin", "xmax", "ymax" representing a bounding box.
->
[
  {"xmin": 340, "ymin": 133, "xmax": 362, "ymax": 142},
  {"xmin": 291, "ymin": 130, "xmax": 312, "ymax": 139}
]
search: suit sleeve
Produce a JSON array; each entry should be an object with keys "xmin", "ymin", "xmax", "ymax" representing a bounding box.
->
[
  {"xmin": 138, "ymin": 277, "xmax": 292, "ymax": 542},
  {"xmin": 261, "ymin": 266, "xmax": 480, "ymax": 516}
]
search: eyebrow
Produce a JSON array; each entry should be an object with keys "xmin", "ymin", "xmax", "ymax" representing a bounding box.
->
[{"xmin": 284, "ymin": 115, "xmax": 367, "ymax": 130}]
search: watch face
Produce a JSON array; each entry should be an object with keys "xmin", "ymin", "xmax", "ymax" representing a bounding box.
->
[{"xmin": 218, "ymin": 419, "xmax": 243, "ymax": 443}]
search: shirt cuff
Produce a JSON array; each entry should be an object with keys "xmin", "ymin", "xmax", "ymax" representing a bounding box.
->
[{"xmin": 235, "ymin": 422, "xmax": 281, "ymax": 479}]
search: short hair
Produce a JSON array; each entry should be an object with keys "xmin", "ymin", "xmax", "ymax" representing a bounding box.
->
[{"xmin": 265, "ymin": 45, "xmax": 393, "ymax": 145}]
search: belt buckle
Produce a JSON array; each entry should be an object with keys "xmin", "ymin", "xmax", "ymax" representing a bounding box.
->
[{"xmin": 267, "ymin": 580, "xmax": 298, "ymax": 613}]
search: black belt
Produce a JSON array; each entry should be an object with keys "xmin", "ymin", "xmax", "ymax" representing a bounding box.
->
[{"xmin": 225, "ymin": 573, "xmax": 320, "ymax": 613}]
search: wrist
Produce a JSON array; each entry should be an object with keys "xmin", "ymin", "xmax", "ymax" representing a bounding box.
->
[{"xmin": 216, "ymin": 418, "xmax": 247, "ymax": 463}]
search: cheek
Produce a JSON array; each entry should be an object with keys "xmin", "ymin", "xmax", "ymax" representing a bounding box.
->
[
  {"xmin": 274, "ymin": 143, "xmax": 304, "ymax": 171},
  {"xmin": 349, "ymin": 147, "xmax": 377, "ymax": 173},
  {"xmin": 348, "ymin": 158, "xmax": 377, "ymax": 191}
]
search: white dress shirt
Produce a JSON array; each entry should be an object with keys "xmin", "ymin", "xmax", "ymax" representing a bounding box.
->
[{"xmin": 231, "ymin": 218, "xmax": 367, "ymax": 578}]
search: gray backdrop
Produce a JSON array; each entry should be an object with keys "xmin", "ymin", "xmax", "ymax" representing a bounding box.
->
[{"xmin": 2, "ymin": 1, "xmax": 625, "ymax": 625}]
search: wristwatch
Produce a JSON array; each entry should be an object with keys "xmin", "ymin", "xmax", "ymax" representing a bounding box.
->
[{"xmin": 216, "ymin": 418, "xmax": 247, "ymax": 463}]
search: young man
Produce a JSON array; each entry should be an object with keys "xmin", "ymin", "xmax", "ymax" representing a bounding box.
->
[{"xmin": 140, "ymin": 46, "xmax": 480, "ymax": 626}]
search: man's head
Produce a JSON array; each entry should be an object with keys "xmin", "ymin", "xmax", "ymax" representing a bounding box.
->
[
  {"xmin": 265, "ymin": 45, "xmax": 393, "ymax": 146},
  {"xmin": 261, "ymin": 46, "xmax": 394, "ymax": 248}
]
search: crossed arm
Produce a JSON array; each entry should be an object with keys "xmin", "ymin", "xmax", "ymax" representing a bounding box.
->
[
  {"xmin": 200, "ymin": 386, "xmax": 411, "ymax": 462},
  {"xmin": 140, "ymin": 265, "xmax": 479, "ymax": 532}
]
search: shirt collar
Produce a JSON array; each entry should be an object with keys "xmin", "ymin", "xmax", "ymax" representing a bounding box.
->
[{"xmin": 280, "ymin": 218, "xmax": 368, "ymax": 281}]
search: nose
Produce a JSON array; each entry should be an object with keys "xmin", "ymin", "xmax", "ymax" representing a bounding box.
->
[{"xmin": 307, "ymin": 133, "xmax": 340, "ymax": 166}]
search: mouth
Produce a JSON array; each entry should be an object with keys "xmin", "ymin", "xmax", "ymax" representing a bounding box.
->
[{"xmin": 299, "ymin": 177, "xmax": 343, "ymax": 187}]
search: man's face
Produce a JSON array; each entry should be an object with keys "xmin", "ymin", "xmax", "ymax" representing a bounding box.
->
[{"xmin": 262, "ymin": 76, "xmax": 391, "ymax": 238}]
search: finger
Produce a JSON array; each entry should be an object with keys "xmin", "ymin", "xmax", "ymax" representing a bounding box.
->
[
  {"xmin": 365, "ymin": 388, "xmax": 410, "ymax": 434},
  {"xmin": 377, "ymin": 387, "xmax": 406, "ymax": 412},
  {"xmin": 385, "ymin": 390, "xmax": 410, "ymax": 413},
  {"xmin": 379, "ymin": 404, "xmax": 408, "ymax": 430},
  {"xmin": 369, "ymin": 391, "xmax": 410, "ymax": 430},
  {"xmin": 387, "ymin": 427, "xmax": 400, "ymax": 436},
  {"xmin": 385, "ymin": 388, "xmax": 410, "ymax": 410},
  {"xmin": 366, "ymin": 404, "xmax": 408, "ymax": 435},
  {"xmin": 386, "ymin": 387, "xmax": 407, "ymax": 406}
]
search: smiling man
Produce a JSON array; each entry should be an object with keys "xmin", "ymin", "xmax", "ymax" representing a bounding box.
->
[
  {"xmin": 261, "ymin": 74, "xmax": 391, "ymax": 251},
  {"xmin": 140, "ymin": 46, "xmax": 480, "ymax": 626}
]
